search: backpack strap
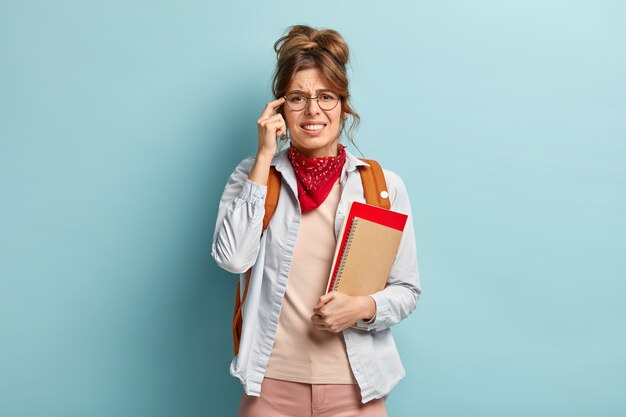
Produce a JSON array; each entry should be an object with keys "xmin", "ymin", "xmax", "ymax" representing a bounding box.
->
[
  {"xmin": 233, "ymin": 166, "xmax": 282, "ymax": 355},
  {"xmin": 263, "ymin": 166, "xmax": 282, "ymax": 229},
  {"xmin": 232, "ymin": 268, "xmax": 251, "ymax": 356},
  {"xmin": 357, "ymin": 158, "xmax": 391, "ymax": 209}
]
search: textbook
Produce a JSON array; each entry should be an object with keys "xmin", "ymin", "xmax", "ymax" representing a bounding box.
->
[{"xmin": 326, "ymin": 201, "xmax": 408, "ymax": 299}]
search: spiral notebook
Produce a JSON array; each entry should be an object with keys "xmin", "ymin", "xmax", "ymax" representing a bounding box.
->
[{"xmin": 325, "ymin": 201, "xmax": 408, "ymax": 298}]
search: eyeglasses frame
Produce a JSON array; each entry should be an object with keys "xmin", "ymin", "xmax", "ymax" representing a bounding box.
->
[{"xmin": 282, "ymin": 90, "xmax": 341, "ymax": 112}]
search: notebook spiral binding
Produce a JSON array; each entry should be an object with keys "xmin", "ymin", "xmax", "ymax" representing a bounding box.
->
[{"xmin": 334, "ymin": 217, "xmax": 361, "ymax": 290}]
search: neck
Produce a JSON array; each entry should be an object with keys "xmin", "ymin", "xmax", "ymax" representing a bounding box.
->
[{"xmin": 290, "ymin": 142, "xmax": 341, "ymax": 158}]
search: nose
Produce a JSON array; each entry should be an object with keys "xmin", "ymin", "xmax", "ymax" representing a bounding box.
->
[{"xmin": 305, "ymin": 97, "xmax": 321, "ymax": 115}]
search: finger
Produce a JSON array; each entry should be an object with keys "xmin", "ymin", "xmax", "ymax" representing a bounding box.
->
[
  {"xmin": 319, "ymin": 292, "xmax": 335, "ymax": 306},
  {"xmin": 257, "ymin": 115, "xmax": 283, "ymax": 129},
  {"xmin": 318, "ymin": 323, "xmax": 337, "ymax": 333},
  {"xmin": 312, "ymin": 318, "xmax": 330, "ymax": 331},
  {"xmin": 259, "ymin": 97, "xmax": 286, "ymax": 121},
  {"xmin": 258, "ymin": 113, "xmax": 284, "ymax": 124},
  {"xmin": 313, "ymin": 304, "xmax": 329, "ymax": 318},
  {"xmin": 263, "ymin": 121, "xmax": 286, "ymax": 137},
  {"xmin": 314, "ymin": 297, "xmax": 328, "ymax": 311},
  {"xmin": 267, "ymin": 119, "xmax": 286, "ymax": 128},
  {"xmin": 311, "ymin": 314, "xmax": 330, "ymax": 329},
  {"xmin": 313, "ymin": 298, "xmax": 325, "ymax": 311}
]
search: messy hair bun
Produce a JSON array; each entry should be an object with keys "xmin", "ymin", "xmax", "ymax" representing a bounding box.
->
[
  {"xmin": 272, "ymin": 25, "xmax": 360, "ymax": 150},
  {"xmin": 274, "ymin": 25, "xmax": 350, "ymax": 68}
]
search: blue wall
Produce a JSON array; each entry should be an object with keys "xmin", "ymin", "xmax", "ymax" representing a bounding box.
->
[{"xmin": 1, "ymin": 1, "xmax": 624, "ymax": 416}]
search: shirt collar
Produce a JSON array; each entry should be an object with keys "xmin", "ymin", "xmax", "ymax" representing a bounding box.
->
[{"xmin": 271, "ymin": 145, "xmax": 369, "ymax": 175}]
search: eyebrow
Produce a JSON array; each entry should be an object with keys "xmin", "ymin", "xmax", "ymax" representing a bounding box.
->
[{"xmin": 290, "ymin": 88, "xmax": 333, "ymax": 94}]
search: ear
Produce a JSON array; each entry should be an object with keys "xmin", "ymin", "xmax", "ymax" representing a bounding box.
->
[{"xmin": 339, "ymin": 113, "xmax": 347, "ymax": 133}]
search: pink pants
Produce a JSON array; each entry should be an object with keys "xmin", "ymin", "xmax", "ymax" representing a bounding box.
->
[{"xmin": 238, "ymin": 377, "xmax": 388, "ymax": 417}]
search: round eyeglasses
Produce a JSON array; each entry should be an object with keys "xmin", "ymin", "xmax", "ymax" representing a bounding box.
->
[{"xmin": 283, "ymin": 91, "xmax": 340, "ymax": 111}]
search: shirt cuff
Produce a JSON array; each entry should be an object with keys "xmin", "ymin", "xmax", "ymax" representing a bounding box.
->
[
  {"xmin": 238, "ymin": 178, "xmax": 267, "ymax": 206},
  {"xmin": 355, "ymin": 293, "xmax": 389, "ymax": 331}
]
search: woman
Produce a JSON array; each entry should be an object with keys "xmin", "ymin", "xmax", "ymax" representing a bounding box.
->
[{"xmin": 211, "ymin": 25, "xmax": 421, "ymax": 417}]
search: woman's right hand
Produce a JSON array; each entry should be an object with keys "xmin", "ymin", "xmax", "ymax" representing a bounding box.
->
[{"xmin": 256, "ymin": 97, "xmax": 286, "ymax": 159}]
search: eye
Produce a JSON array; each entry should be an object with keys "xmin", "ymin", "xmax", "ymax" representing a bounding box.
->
[
  {"xmin": 288, "ymin": 94, "xmax": 306, "ymax": 102},
  {"xmin": 320, "ymin": 93, "xmax": 337, "ymax": 101}
]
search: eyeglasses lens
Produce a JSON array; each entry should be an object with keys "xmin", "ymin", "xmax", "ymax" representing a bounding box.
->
[{"xmin": 285, "ymin": 92, "xmax": 338, "ymax": 111}]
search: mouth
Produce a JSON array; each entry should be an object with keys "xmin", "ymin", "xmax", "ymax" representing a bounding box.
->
[{"xmin": 300, "ymin": 122, "xmax": 327, "ymax": 135}]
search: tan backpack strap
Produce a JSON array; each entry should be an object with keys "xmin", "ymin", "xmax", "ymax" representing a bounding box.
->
[
  {"xmin": 358, "ymin": 158, "xmax": 390, "ymax": 209},
  {"xmin": 233, "ymin": 166, "xmax": 282, "ymax": 356},
  {"xmin": 232, "ymin": 268, "xmax": 252, "ymax": 356},
  {"xmin": 263, "ymin": 166, "xmax": 281, "ymax": 230}
]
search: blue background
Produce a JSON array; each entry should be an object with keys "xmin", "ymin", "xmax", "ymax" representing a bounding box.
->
[{"xmin": 1, "ymin": 1, "xmax": 625, "ymax": 416}]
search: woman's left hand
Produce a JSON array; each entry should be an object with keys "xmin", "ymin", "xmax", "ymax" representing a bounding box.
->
[{"xmin": 311, "ymin": 291, "xmax": 376, "ymax": 333}]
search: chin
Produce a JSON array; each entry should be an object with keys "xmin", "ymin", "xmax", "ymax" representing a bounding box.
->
[
  {"xmin": 295, "ymin": 138, "xmax": 329, "ymax": 148},
  {"xmin": 293, "ymin": 136, "xmax": 331, "ymax": 147}
]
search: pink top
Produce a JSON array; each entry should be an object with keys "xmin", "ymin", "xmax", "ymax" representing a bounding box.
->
[{"xmin": 264, "ymin": 178, "xmax": 357, "ymax": 384}]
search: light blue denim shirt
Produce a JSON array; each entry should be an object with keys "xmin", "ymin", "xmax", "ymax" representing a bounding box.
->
[{"xmin": 211, "ymin": 147, "xmax": 421, "ymax": 404}]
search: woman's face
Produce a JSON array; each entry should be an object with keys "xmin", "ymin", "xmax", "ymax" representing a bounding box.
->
[{"xmin": 282, "ymin": 68, "xmax": 343, "ymax": 158}]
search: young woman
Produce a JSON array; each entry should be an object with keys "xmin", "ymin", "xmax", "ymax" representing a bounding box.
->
[{"xmin": 211, "ymin": 25, "xmax": 421, "ymax": 417}]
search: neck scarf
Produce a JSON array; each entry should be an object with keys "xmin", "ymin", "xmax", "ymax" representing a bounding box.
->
[{"xmin": 287, "ymin": 144, "xmax": 347, "ymax": 213}]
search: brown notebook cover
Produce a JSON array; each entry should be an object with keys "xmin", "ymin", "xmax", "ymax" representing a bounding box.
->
[{"xmin": 329, "ymin": 216, "xmax": 404, "ymax": 296}]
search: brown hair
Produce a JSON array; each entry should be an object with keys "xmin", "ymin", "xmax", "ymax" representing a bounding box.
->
[{"xmin": 272, "ymin": 25, "xmax": 362, "ymax": 155}]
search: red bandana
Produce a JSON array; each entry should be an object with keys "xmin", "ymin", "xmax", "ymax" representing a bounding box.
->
[{"xmin": 287, "ymin": 144, "xmax": 347, "ymax": 213}]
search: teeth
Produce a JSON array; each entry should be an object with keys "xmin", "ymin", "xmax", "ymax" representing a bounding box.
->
[{"xmin": 302, "ymin": 124, "xmax": 325, "ymax": 131}]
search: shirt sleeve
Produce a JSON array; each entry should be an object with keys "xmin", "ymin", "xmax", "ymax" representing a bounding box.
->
[
  {"xmin": 360, "ymin": 298, "xmax": 377, "ymax": 324},
  {"xmin": 211, "ymin": 157, "xmax": 268, "ymax": 274},
  {"xmin": 355, "ymin": 171, "xmax": 422, "ymax": 331}
]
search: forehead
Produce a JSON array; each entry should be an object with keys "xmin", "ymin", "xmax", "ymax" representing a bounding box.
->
[{"xmin": 287, "ymin": 68, "xmax": 331, "ymax": 92}]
